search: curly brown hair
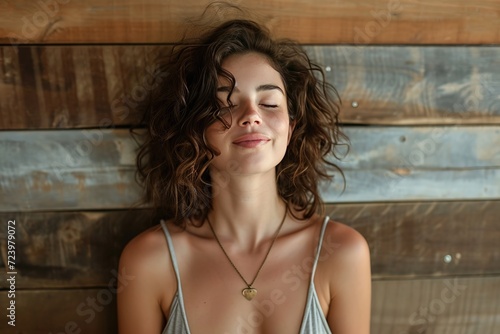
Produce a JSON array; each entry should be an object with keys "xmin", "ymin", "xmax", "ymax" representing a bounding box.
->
[{"xmin": 134, "ymin": 18, "xmax": 347, "ymax": 227}]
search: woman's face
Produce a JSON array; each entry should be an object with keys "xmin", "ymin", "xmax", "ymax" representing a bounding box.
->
[{"xmin": 205, "ymin": 52, "xmax": 294, "ymax": 177}]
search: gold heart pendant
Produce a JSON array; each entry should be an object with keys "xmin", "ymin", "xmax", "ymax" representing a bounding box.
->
[{"xmin": 242, "ymin": 287, "xmax": 257, "ymax": 301}]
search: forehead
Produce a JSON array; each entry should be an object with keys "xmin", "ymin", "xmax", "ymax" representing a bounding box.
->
[{"xmin": 219, "ymin": 52, "xmax": 284, "ymax": 89}]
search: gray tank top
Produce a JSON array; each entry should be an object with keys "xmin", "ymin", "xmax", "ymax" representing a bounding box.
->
[{"xmin": 160, "ymin": 216, "xmax": 332, "ymax": 334}]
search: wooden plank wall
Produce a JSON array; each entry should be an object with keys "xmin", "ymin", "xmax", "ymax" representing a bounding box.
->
[{"xmin": 0, "ymin": 1, "xmax": 499, "ymax": 333}]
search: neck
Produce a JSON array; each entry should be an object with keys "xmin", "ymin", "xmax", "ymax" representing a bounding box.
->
[{"xmin": 207, "ymin": 170, "xmax": 287, "ymax": 249}]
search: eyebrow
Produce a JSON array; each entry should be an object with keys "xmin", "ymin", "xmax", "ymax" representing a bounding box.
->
[
  {"xmin": 257, "ymin": 84, "xmax": 285, "ymax": 95},
  {"xmin": 217, "ymin": 84, "xmax": 284, "ymax": 95}
]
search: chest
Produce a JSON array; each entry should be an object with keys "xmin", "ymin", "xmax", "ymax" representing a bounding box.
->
[{"xmin": 164, "ymin": 230, "xmax": 328, "ymax": 333}]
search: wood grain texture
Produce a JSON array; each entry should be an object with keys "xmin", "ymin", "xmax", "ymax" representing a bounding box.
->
[
  {"xmin": 0, "ymin": 288, "xmax": 118, "ymax": 334},
  {"xmin": 0, "ymin": 277, "xmax": 498, "ymax": 334},
  {"xmin": 308, "ymin": 46, "xmax": 500, "ymax": 125},
  {"xmin": 371, "ymin": 276, "xmax": 500, "ymax": 334},
  {"xmin": 0, "ymin": 211, "xmax": 157, "ymax": 289},
  {"xmin": 1, "ymin": 201, "xmax": 499, "ymax": 289},
  {"xmin": 322, "ymin": 125, "xmax": 500, "ymax": 202},
  {"xmin": 1, "ymin": 126, "xmax": 499, "ymax": 211},
  {"xmin": 2, "ymin": 45, "xmax": 500, "ymax": 129},
  {"xmin": 0, "ymin": 129, "xmax": 143, "ymax": 211},
  {"xmin": 0, "ymin": 45, "xmax": 158, "ymax": 129},
  {"xmin": 0, "ymin": 0, "xmax": 499, "ymax": 45},
  {"xmin": 325, "ymin": 201, "xmax": 500, "ymax": 279}
]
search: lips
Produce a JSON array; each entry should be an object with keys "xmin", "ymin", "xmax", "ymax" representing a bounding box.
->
[{"xmin": 232, "ymin": 133, "xmax": 270, "ymax": 148}]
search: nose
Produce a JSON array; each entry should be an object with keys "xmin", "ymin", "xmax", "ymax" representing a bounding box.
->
[{"xmin": 237, "ymin": 100, "xmax": 262, "ymax": 127}]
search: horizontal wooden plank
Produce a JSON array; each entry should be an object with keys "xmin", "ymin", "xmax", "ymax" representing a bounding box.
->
[
  {"xmin": 324, "ymin": 168, "xmax": 500, "ymax": 202},
  {"xmin": 0, "ymin": 45, "xmax": 153, "ymax": 129},
  {"xmin": 0, "ymin": 129, "xmax": 142, "ymax": 211},
  {"xmin": 336, "ymin": 126, "xmax": 500, "ymax": 169},
  {"xmin": 2, "ymin": 45, "xmax": 500, "ymax": 129},
  {"xmin": 1, "ymin": 276, "xmax": 498, "ymax": 333},
  {"xmin": 1, "ymin": 0, "xmax": 499, "ymax": 45},
  {"xmin": 371, "ymin": 276, "xmax": 500, "ymax": 334},
  {"xmin": 1, "ymin": 126, "xmax": 499, "ymax": 211},
  {"xmin": 326, "ymin": 201, "xmax": 500, "ymax": 279},
  {"xmin": 309, "ymin": 46, "xmax": 500, "ymax": 125},
  {"xmin": 1, "ymin": 201, "xmax": 499, "ymax": 289},
  {"xmin": 0, "ymin": 211, "xmax": 157, "ymax": 289},
  {"xmin": 322, "ymin": 125, "xmax": 500, "ymax": 202},
  {"xmin": 0, "ymin": 288, "xmax": 117, "ymax": 334}
]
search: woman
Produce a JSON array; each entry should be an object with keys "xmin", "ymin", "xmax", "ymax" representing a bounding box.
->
[{"xmin": 118, "ymin": 18, "xmax": 371, "ymax": 334}]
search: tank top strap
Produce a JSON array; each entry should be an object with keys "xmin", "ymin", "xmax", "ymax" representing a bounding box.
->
[
  {"xmin": 310, "ymin": 216, "xmax": 331, "ymax": 281},
  {"xmin": 159, "ymin": 220, "xmax": 183, "ymax": 290},
  {"xmin": 159, "ymin": 220, "xmax": 192, "ymax": 334}
]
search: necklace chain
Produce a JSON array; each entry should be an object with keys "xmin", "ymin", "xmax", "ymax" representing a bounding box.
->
[{"xmin": 206, "ymin": 209, "xmax": 287, "ymax": 291}]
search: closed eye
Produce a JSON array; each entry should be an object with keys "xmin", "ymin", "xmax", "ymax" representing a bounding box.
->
[{"xmin": 261, "ymin": 104, "xmax": 278, "ymax": 108}]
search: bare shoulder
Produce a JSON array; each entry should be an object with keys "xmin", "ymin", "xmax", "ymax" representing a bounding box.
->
[
  {"xmin": 323, "ymin": 218, "xmax": 370, "ymax": 261},
  {"xmin": 117, "ymin": 222, "xmax": 178, "ymax": 333},
  {"xmin": 118, "ymin": 222, "xmax": 176, "ymax": 294},
  {"xmin": 120, "ymin": 223, "xmax": 166, "ymax": 268},
  {"xmin": 320, "ymin": 219, "xmax": 372, "ymax": 333},
  {"xmin": 317, "ymin": 218, "xmax": 371, "ymax": 290}
]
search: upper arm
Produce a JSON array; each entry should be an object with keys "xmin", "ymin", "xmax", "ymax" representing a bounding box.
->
[
  {"xmin": 325, "ymin": 222, "xmax": 372, "ymax": 334},
  {"xmin": 117, "ymin": 228, "xmax": 169, "ymax": 334}
]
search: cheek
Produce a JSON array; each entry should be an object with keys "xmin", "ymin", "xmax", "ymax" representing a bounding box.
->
[
  {"xmin": 270, "ymin": 114, "xmax": 291, "ymax": 140},
  {"xmin": 204, "ymin": 123, "xmax": 228, "ymax": 149}
]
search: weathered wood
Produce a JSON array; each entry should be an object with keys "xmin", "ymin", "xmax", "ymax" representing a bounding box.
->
[
  {"xmin": 2, "ymin": 45, "xmax": 500, "ymax": 129},
  {"xmin": 0, "ymin": 45, "xmax": 500, "ymax": 129},
  {"xmin": 1, "ymin": 0, "xmax": 499, "ymax": 45},
  {"xmin": 0, "ymin": 211, "xmax": 158, "ymax": 289},
  {"xmin": 0, "ymin": 288, "xmax": 118, "ymax": 334},
  {"xmin": 0, "ymin": 129, "xmax": 142, "ymax": 211},
  {"xmin": 336, "ymin": 126, "xmax": 500, "ymax": 169},
  {"xmin": 371, "ymin": 276, "xmax": 500, "ymax": 334},
  {"xmin": 324, "ymin": 168, "xmax": 500, "ymax": 203},
  {"xmin": 322, "ymin": 125, "xmax": 500, "ymax": 202},
  {"xmin": 0, "ymin": 45, "xmax": 157, "ymax": 129},
  {"xmin": 307, "ymin": 46, "xmax": 500, "ymax": 125},
  {"xmin": 1, "ymin": 277, "xmax": 498, "ymax": 333},
  {"xmin": 1, "ymin": 201, "xmax": 499, "ymax": 289},
  {"xmin": 1, "ymin": 126, "xmax": 499, "ymax": 211},
  {"xmin": 325, "ymin": 201, "xmax": 500, "ymax": 279}
]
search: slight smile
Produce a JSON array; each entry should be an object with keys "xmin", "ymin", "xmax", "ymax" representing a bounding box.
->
[{"xmin": 232, "ymin": 134, "xmax": 271, "ymax": 148}]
